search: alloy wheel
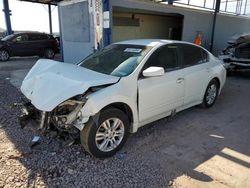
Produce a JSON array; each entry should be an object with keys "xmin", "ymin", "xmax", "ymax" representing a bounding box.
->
[
  {"xmin": 206, "ymin": 84, "xmax": 217, "ymax": 105},
  {"xmin": 46, "ymin": 49, "xmax": 55, "ymax": 59},
  {"xmin": 0, "ymin": 50, "xmax": 9, "ymax": 61},
  {"xmin": 95, "ymin": 118, "xmax": 125, "ymax": 152}
]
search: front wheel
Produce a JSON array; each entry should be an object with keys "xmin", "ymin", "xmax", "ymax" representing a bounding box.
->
[
  {"xmin": 0, "ymin": 49, "xmax": 10, "ymax": 61},
  {"xmin": 80, "ymin": 108, "xmax": 129, "ymax": 158},
  {"xmin": 201, "ymin": 79, "xmax": 219, "ymax": 108}
]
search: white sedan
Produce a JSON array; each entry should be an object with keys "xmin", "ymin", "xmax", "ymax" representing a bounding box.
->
[{"xmin": 21, "ymin": 39, "xmax": 226, "ymax": 158}]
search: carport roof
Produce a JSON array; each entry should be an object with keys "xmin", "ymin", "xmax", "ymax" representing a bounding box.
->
[
  {"xmin": 19, "ymin": 0, "xmax": 61, "ymax": 5},
  {"xmin": 19, "ymin": 0, "xmax": 177, "ymax": 6}
]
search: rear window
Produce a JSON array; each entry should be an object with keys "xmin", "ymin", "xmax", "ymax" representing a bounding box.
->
[
  {"xmin": 179, "ymin": 44, "xmax": 208, "ymax": 67},
  {"xmin": 201, "ymin": 49, "xmax": 209, "ymax": 62},
  {"xmin": 29, "ymin": 34, "xmax": 49, "ymax": 41},
  {"xmin": 40, "ymin": 34, "xmax": 49, "ymax": 40}
]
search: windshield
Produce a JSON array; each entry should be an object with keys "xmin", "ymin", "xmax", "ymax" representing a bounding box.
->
[
  {"xmin": 79, "ymin": 44, "xmax": 152, "ymax": 77},
  {"xmin": 1, "ymin": 34, "xmax": 15, "ymax": 41}
]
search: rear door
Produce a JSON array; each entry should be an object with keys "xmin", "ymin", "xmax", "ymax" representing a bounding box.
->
[
  {"xmin": 27, "ymin": 34, "xmax": 44, "ymax": 55},
  {"xmin": 138, "ymin": 44, "xmax": 184, "ymax": 123},
  {"xmin": 178, "ymin": 44, "xmax": 211, "ymax": 105}
]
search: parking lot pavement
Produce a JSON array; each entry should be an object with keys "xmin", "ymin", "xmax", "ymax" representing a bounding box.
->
[
  {"xmin": 0, "ymin": 57, "xmax": 250, "ymax": 188},
  {"xmin": 0, "ymin": 55, "xmax": 61, "ymax": 89}
]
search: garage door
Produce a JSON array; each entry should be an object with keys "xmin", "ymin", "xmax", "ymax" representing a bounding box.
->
[{"xmin": 112, "ymin": 9, "xmax": 183, "ymax": 42}]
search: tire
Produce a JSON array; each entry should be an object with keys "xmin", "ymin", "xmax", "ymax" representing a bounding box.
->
[
  {"xmin": 44, "ymin": 48, "xmax": 55, "ymax": 59},
  {"xmin": 80, "ymin": 107, "xmax": 129, "ymax": 158},
  {"xmin": 0, "ymin": 49, "xmax": 10, "ymax": 61},
  {"xmin": 201, "ymin": 79, "xmax": 219, "ymax": 108}
]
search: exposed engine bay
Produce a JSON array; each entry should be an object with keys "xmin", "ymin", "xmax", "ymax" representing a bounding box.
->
[{"xmin": 19, "ymin": 99, "xmax": 84, "ymax": 142}]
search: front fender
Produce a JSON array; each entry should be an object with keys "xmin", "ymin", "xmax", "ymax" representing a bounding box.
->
[{"xmin": 79, "ymin": 81, "xmax": 139, "ymax": 133}]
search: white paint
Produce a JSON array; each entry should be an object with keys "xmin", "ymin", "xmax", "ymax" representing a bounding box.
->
[
  {"xmin": 21, "ymin": 59, "xmax": 119, "ymax": 111},
  {"xmin": 139, "ymin": 68, "xmax": 185, "ymax": 122},
  {"xmin": 142, "ymin": 67, "xmax": 165, "ymax": 77},
  {"xmin": 103, "ymin": 11, "xmax": 110, "ymax": 28},
  {"xmin": 21, "ymin": 39, "xmax": 226, "ymax": 133}
]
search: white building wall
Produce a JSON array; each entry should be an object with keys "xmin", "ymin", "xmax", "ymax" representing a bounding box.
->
[
  {"xmin": 110, "ymin": 0, "xmax": 250, "ymax": 55},
  {"xmin": 59, "ymin": 0, "xmax": 250, "ymax": 63}
]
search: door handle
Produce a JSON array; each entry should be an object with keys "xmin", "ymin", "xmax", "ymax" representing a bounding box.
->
[{"xmin": 177, "ymin": 78, "xmax": 184, "ymax": 83}]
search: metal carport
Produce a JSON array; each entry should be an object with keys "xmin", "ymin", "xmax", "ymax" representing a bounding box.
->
[{"xmin": 2, "ymin": 0, "xmax": 61, "ymax": 35}]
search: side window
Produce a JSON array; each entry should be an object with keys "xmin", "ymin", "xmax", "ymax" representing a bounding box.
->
[
  {"xmin": 180, "ymin": 44, "xmax": 205, "ymax": 67},
  {"xmin": 40, "ymin": 34, "xmax": 49, "ymax": 40},
  {"xmin": 201, "ymin": 49, "xmax": 209, "ymax": 62},
  {"xmin": 29, "ymin": 34, "xmax": 40, "ymax": 41},
  {"xmin": 13, "ymin": 34, "xmax": 29, "ymax": 42},
  {"xmin": 145, "ymin": 45, "xmax": 179, "ymax": 72},
  {"xmin": 29, "ymin": 34, "xmax": 48, "ymax": 41}
]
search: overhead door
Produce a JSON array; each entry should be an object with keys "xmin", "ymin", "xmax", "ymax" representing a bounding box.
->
[{"xmin": 112, "ymin": 9, "xmax": 183, "ymax": 42}]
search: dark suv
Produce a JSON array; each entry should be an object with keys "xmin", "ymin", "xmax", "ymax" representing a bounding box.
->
[{"xmin": 0, "ymin": 32, "xmax": 59, "ymax": 61}]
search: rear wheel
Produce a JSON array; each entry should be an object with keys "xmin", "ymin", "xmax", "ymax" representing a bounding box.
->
[
  {"xmin": 0, "ymin": 50, "xmax": 9, "ymax": 61},
  {"xmin": 201, "ymin": 79, "xmax": 219, "ymax": 108},
  {"xmin": 44, "ymin": 48, "xmax": 55, "ymax": 59},
  {"xmin": 80, "ymin": 108, "xmax": 129, "ymax": 158}
]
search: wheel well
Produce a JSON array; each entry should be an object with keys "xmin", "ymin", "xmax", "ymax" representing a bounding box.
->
[
  {"xmin": 0, "ymin": 48, "xmax": 10, "ymax": 54},
  {"xmin": 101, "ymin": 103, "xmax": 134, "ymax": 124},
  {"xmin": 212, "ymin": 77, "xmax": 221, "ymax": 90}
]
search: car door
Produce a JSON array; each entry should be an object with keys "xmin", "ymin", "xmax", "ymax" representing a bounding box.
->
[
  {"xmin": 178, "ymin": 44, "xmax": 211, "ymax": 106},
  {"xmin": 28, "ymin": 34, "xmax": 44, "ymax": 55},
  {"xmin": 138, "ymin": 44, "xmax": 185, "ymax": 123},
  {"xmin": 10, "ymin": 34, "xmax": 30, "ymax": 56}
]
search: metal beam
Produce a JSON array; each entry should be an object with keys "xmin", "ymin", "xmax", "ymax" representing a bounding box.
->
[
  {"xmin": 48, "ymin": 3, "xmax": 53, "ymax": 34},
  {"xmin": 20, "ymin": 0, "xmax": 58, "ymax": 6},
  {"xmin": 57, "ymin": 5, "xmax": 64, "ymax": 61},
  {"xmin": 210, "ymin": 0, "xmax": 221, "ymax": 53},
  {"xmin": 103, "ymin": 0, "xmax": 111, "ymax": 46},
  {"xmin": 2, "ymin": 0, "xmax": 13, "ymax": 35}
]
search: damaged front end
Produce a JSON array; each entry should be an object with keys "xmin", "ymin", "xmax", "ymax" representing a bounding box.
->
[
  {"xmin": 19, "ymin": 95, "xmax": 89, "ymax": 141},
  {"xmin": 19, "ymin": 59, "xmax": 120, "ymax": 143}
]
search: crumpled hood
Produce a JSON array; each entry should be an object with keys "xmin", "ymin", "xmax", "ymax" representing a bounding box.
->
[{"xmin": 21, "ymin": 59, "xmax": 119, "ymax": 111}]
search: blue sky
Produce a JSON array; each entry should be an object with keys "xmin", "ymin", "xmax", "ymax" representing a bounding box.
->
[{"xmin": 0, "ymin": 0, "xmax": 59, "ymax": 33}]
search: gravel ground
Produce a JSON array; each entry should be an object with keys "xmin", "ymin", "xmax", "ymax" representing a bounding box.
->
[{"xmin": 0, "ymin": 57, "xmax": 250, "ymax": 188}]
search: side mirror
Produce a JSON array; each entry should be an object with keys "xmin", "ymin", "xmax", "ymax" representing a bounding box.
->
[{"xmin": 142, "ymin": 66, "xmax": 165, "ymax": 77}]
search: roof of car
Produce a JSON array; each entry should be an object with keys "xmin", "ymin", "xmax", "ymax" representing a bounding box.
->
[
  {"xmin": 14, "ymin": 31, "xmax": 50, "ymax": 35},
  {"xmin": 115, "ymin": 39, "xmax": 191, "ymax": 47}
]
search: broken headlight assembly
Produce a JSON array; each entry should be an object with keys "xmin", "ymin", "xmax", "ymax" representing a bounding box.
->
[
  {"xmin": 19, "ymin": 94, "xmax": 88, "ymax": 135},
  {"xmin": 19, "ymin": 85, "xmax": 108, "ymax": 142},
  {"xmin": 50, "ymin": 97, "xmax": 86, "ymax": 133}
]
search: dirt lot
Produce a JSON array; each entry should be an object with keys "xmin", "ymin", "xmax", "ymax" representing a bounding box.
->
[{"xmin": 0, "ymin": 57, "xmax": 250, "ymax": 188}]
